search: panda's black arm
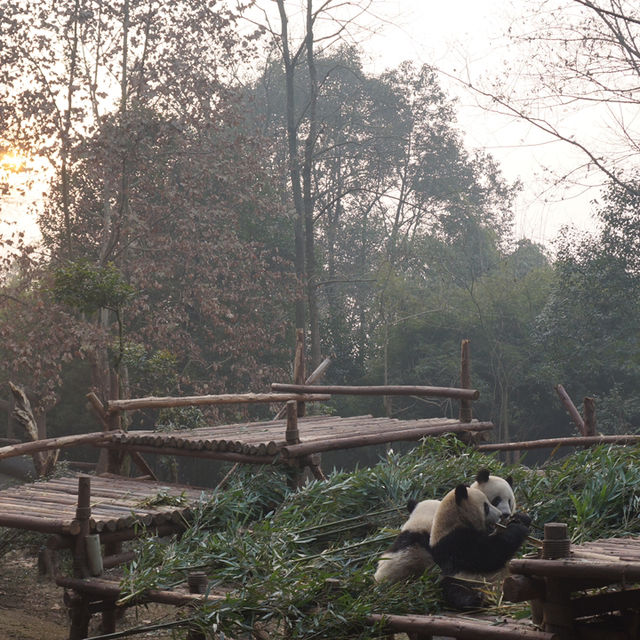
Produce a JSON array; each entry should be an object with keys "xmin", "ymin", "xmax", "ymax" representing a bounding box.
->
[{"xmin": 431, "ymin": 523, "xmax": 529, "ymax": 576}]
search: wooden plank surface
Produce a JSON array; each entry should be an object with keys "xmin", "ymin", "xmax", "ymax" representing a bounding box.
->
[
  {"xmin": 110, "ymin": 415, "xmax": 490, "ymax": 457},
  {"xmin": 0, "ymin": 474, "xmax": 211, "ymax": 534}
]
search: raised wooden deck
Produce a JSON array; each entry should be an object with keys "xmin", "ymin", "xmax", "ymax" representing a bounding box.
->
[
  {"xmin": 98, "ymin": 415, "xmax": 493, "ymax": 463},
  {"xmin": 0, "ymin": 474, "xmax": 210, "ymax": 536}
]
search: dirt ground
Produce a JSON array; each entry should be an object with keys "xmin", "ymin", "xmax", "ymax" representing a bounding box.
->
[{"xmin": 0, "ymin": 546, "xmax": 180, "ymax": 640}]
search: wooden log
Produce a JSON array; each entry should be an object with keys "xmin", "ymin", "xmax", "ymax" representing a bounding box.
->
[
  {"xmin": 478, "ymin": 435, "xmax": 640, "ymax": 452},
  {"xmin": 571, "ymin": 586, "xmax": 640, "ymax": 619},
  {"xmin": 271, "ymin": 383, "xmax": 480, "ymax": 400},
  {"xmin": 282, "ymin": 422, "xmax": 494, "ymax": 457},
  {"xmin": 502, "ymin": 575, "xmax": 546, "ymax": 602},
  {"xmin": 459, "ymin": 339, "xmax": 473, "ymax": 423},
  {"xmin": 554, "ymin": 384, "xmax": 585, "ymax": 435},
  {"xmin": 273, "ymin": 356, "xmax": 331, "ymax": 420},
  {"xmin": 74, "ymin": 476, "xmax": 92, "ymax": 578},
  {"xmin": 102, "ymin": 551, "xmax": 136, "ymax": 569},
  {"xmin": 55, "ymin": 576, "xmax": 223, "ymax": 606},
  {"xmin": 105, "ymin": 392, "xmax": 330, "ymax": 413},
  {"xmin": 367, "ymin": 613, "xmax": 558, "ymax": 639},
  {"xmin": 128, "ymin": 451, "xmax": 157, "ymax": 480},
  {"xmin": 285, "ymin": 401, "xmax": 300, "ymax": 445},
  {"xmin": 0, "ymin": 512, "xmax": 81, "ymax": 535},
  {"xmin": 294, "ymin": 327, "xmax": 306, "ymax": 417},
  {"xmin": 0, "ymin": 431, "xmax": 116, "ymax": 460},
  {"xmin": 509, "ymin": 558, "xmax": 640, "ymax": 581}
]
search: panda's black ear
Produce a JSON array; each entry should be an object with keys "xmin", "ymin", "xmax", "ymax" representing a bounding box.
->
[
  {"xmin": 454, "ymin": 484, "xmax": 469, "ymax": 505},
  {"xmin": 476, "ymin": 469, "xmax": 490, "ymax": 484},
  {"xmin": 506, "ymin": 475, "xmax": 513, "ymax": 487},
  {"xmin": 407, "ymin": 499, "xmax": 418, "ymax": 514}
]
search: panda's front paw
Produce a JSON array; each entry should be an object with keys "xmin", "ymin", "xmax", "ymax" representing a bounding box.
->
[{"xmin": 509, "ymin": 511, "xmax": 531, "ymax": 528}]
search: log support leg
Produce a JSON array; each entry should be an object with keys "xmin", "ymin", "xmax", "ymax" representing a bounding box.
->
[{"xmin": 67, "ymin": 592, "xmax": 92, "ymax": 640}]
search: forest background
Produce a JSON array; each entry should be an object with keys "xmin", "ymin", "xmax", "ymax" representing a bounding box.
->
[{"xmin": 2, "ymin": 0, "xmax": 640, "ymax": 469}]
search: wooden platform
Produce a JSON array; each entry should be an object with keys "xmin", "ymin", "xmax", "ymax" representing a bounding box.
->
[
  {"xmin": 0, "ymin": 474, "xmax": 210, "ymax": 536},
  {"xmin": 506, "ymin": 535, "xmax": 640, "ymax": 639},
  {"xmin": 98, "ymin": 415, "xmax": 493, "ymax": 463}
]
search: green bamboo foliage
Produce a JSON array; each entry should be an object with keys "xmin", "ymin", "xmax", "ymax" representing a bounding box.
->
[{"xmin": 121, "ymin": 438, "xmax": 640, "ymax": 638}]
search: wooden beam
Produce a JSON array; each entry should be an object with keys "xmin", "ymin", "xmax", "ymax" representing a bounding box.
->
[
  {"xmin": 105, "ymin": 393, "xmax": 330, "ymax": 413},
  {"xmin": 510, "ymin": 557, "xmax": 640, "ymax": 581},
  {"xmin": 477, "ymin": 434, "xmax": 640, "ymax": 452},
  {"xmin": 554, "ymin": 384, "xmax": 586, "ymax": 435},
  {"xmin": 0, "ymin": 431, "xmax": 116, "ymax": 460},
  {"xmin": 56, "ymin": 576, "xmax": 223, "ymax": 606},
  {"xmin": 367, "ymin": 613, "xmax": 558, "ymax": 639},
  {"xmin": 282, "ymin": 422, "xmax": 493, "ymax": 457},
  {"xmin": 271, "ymin": 383, "xmax": 479, "ymax": 400}
]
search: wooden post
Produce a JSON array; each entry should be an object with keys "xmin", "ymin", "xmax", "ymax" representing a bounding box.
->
[
  {"xmin": 186, "ymin": 572, "xmax": 207, "ymax": 640},
  {"xmin": 459, "ymin": 339, "xmax": 472, "ymax": 423},
  {"xmin": 583, "ymin": 397, "xmax": 596, "ymax": 437},
  {"xmin": 73, "ymin": 476, "xmax": 92, "ymax": 578},
  {"xmin": 285, "ymin": 401, "xmax": 300, "ymax": 445},
  {"xmin": 541, "ymin": 523, "xmax": 573, "ymax": 639},
  {"xmin": 294, "ymin": 328, "xmax": 306, "ymax": 417},
  {"xmin": 69, "ymin": 476, "xmax": 92, "ymax": 640},
  {"xmin": 286, "ymin": 401, "xmax": 303, "ymax": 489}
]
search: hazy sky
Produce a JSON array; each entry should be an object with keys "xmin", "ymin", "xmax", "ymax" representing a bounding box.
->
[
  {"xmin": 359, "ymin": 0, "xmax": 599, "ymax": 247},
  {"xmin": 1, "ymin": 0, "xmax": 600, "ymax": 249}
]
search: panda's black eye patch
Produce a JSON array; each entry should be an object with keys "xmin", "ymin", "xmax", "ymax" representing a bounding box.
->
[{"xmin": 492, "ymin": 497, "xmax": 501, "ymax": 507}]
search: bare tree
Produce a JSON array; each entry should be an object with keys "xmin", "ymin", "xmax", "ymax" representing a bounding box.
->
[
  {"xmin": 469, "ymin": 0, "xmax": 640, "ymax": 198},
  {"xmin": 254, "ymin": 0, "xmax": 373, "ymax": 368}
]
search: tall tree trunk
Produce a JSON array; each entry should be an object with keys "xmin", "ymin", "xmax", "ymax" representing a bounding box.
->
[
  {"xmin": 61, "ymin": 0, "xmax": 81, "ymax": 254},
  {"xmin": 304, "ymin": 0, "xmax": 321, "ymax": 369},
  {"xmin": 276, "ymin": 0, "xmax": 307, "ymax": 333}
]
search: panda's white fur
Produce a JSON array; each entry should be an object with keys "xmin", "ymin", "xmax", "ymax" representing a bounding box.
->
[
  {"xmin": 401, "ymin": 498, "xmax": 441, "ymax": 533},
  {"xmin": 470, "ymin": 469, "xmax": 515, "ymax": 518},
  {"xmin": 373, "ymin": 498, "xmax": 440, "ymax": 583}
]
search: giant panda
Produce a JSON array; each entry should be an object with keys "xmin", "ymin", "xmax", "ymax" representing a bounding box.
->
[
  {"xmin": 373, "ymin": 498, "xmax": 440, "ymax": 583},
  {"xmin": 471, "ymin": 468, "xmax": 516, "ymax": 519},
  {"xmin": 429, "ymin": 484, "xmax": 531, "ymax": 609}
]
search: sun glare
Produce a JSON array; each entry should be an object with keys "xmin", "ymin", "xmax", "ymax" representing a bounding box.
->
[{"xmin": 1, "ymin": 150, "xmax": 29, "ymax": 173}]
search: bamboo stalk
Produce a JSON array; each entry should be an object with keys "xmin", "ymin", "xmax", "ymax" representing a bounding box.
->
[
  {"xmin": 272, "ymin": 383, "xmax": 479, "ymax": 400},
  {"xmin": 105, "ymin": 393, "xmax": 330, "ymax": 413}
]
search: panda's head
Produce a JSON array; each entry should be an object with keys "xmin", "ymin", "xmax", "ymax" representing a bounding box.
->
[
  {"xmin": 470, "ymin": 469, "xmax": 515, "ymax": 519},
  {"xmin": 401, "ymin": 498, "xmax": 440, "ymax": 533},
  {"xmin": 430, "ymin": 484, "xmax": 501, "ymax": 546}
]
